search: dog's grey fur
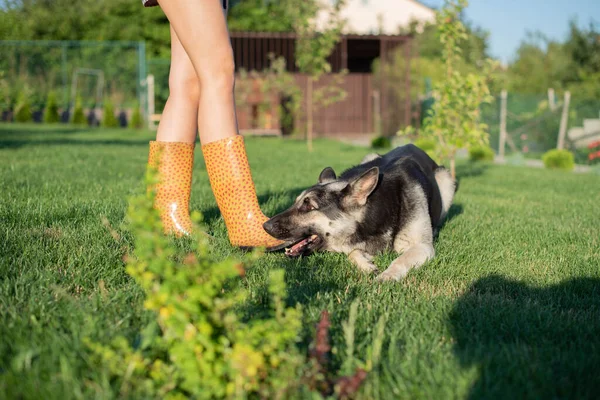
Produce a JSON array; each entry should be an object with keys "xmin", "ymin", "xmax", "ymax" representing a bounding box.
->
[{"xmin": 264, "ymin": 144, "xmax": 457, "ymax": 281}]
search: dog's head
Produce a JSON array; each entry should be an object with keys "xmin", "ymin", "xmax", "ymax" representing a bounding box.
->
[{"xmin": 264, "ymin": 166, "xmax": 379, "ymax": 257}]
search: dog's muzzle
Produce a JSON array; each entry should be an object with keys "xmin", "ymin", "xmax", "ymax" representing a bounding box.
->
[{"xmin": 263, "ymin": 218, "xmax": 323, "ymax": 257}]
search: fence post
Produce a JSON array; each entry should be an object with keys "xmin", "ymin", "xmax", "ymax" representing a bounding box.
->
[
  {"xmin": 499, "ymin": 89, "xmax": 508, "ymax": 159},
  {"xmin": 61, "ymin": 43, "xmax": 69, "ymax": 108},
  {"xmin": 548, "ymin": 88, "xmax": 556, "ymax": 111},
  {"xmin": 373, "ymin": 90, "xmax": 381, "ymax": 136},
  {"xmin": 138, "ymin": 41, "xmax": 147, "ymax": 124},
  {"xmin": 557, "ymin": 91, "xmax": 571, "ymax": 150},
  {"xmin": 146, "ymin": 74, "xmax": 155, "ymax": 130}
]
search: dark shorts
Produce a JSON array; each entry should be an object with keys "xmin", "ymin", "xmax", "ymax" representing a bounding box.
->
[{"xmin": 143, "ymin": 0, "xmax": 228, "ymax": 10}]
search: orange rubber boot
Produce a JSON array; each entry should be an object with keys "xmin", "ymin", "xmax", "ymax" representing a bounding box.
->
[
  {"xmin": 148, "ymin": 141, "xmax": 195, "ymax": 236},
  {"xmin": 202, "ymin": 135, "xmax": 284, "ymax": 250}
]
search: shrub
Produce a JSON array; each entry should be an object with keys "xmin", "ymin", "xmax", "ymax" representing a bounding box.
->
[
  {"xmin": 469, "ymin": 145, "xmax": 495, "ymax": 162},
  {"xmin": 542, "ymin": 149, "xmax": 575, "ymax": 171},
  {"xmin": 130, "ymin": 104, "xmax": 144, "ymax": 129},
  {"xmin": 102, "ymin": 100, "xmax": 119, "ymax": 128},
  {"xmin": 371, "ymin": 136, "xmax": 391, "ymax": 149},
  {"xmin": 71, "ymin": 97, "xmax": 87, "ymax": 125},
  {"xmin": 43, "ymin": 91, "xmax": 60, "ymax": 123},
  {"xmin": 411, "ymin": 137, "xmax": 438, "ymax": 161},
  {"xmin": 86, "ymin": 165, "xmax": 372, "ymax": 399},
  {"xmin": 14, "ymin": 92, "xmax": 32, "ymax": 123},
  {"xmin": 414, "ymin": 138, "xmax": 436, "ymax": 152}
]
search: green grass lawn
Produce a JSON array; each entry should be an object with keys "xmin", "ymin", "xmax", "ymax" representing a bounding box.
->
[{"xmin": 1, "ymin": 124, "xmax": 600, "ymax": 399}]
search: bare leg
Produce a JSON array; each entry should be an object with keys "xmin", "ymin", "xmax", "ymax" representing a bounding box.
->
[
  {"xmin": 157, "ymin": 0, "xmax": 237, "ymax": 144},
  {"xmin": 155, "ymin": 25, "xmax": 200, "ymax": 143},
  {"xmin": 154, "ymin": 0, "xmax": 284, "ymax": 249},
  {"xmin": 147, "ymin": 26, "xmax": 198, "ymax": 236}
]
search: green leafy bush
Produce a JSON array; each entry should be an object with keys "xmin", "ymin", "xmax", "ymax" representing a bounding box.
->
[
  {"xmin": 414, "ymin": 138, "xmax": 436, "ymax": 152},
  {"xmin": 86, "ymin": 165, "xmax": 371, "ymax": 399},
  {"xmin": 410, "ymin": 137, "xmax": 438, "ymax": 160},
  {"xmin": 43, "ymin": 91, "xmax": 60, "ymax": 123},
  {"xmin": 102, "ymin": 100, "xmax": 118, "ymax": 128},
  {"xmin": 469, "ymin": 145, "xmax": 495, "ymax": 162},
  {"xmin": 71, "ymin": 97, "xmax": 87, "ymax": 125},
  {"xmin": 14, "ymin": 92, "xmax": 32, "ymax": 123},
  {"xmin": 371, "ymin": 136, "xmax": 391, "ymax": 149},
  {"xmin": 542, "ymin": 149, "xmax": 575, "ymax": 171},
  {"xmin": 130, "ymin": 104, "xmax": 144, "ymax": 129}
]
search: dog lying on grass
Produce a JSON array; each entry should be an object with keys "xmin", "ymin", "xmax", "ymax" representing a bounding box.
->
[{"xmin": 263, "ymin": 144, "xmax": 457, "ymax": 281}]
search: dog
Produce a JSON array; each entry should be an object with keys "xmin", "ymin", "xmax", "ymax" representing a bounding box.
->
[{"xmin": 263, "ymin": 144, "xmax": 457, "ymax": 281}]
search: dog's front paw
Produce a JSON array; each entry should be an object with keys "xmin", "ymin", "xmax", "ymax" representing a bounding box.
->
[
  {"xmin": 359, "ymin": 261, "xmax": 379, "ymax": 274},
  {"xmin": 348, "ymin": 250, "xmax": 379, "ymax": 274},
  {"xmin": 376, "ymin": 267, "xmax": 408, "ymax": 282}
]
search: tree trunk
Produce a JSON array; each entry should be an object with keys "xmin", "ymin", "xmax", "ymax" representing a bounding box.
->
[
  {"xmin": 450, "ymin": 157, "xmax": 456, "ymax": 180},
  {"xmin": 306, "ymin": 77, "xmax": 313, "ymax": 152}
]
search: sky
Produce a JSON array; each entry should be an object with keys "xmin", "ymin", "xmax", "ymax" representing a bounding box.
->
[{"xmin": 425, "ymin": 0, "xmax": 600, "ymax": 64}]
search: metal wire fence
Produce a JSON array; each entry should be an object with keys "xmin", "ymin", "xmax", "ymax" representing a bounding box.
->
[
  {"xmin": 0, "ymin": 40, "xmax": 146, "ymax": 124},
  {"xmin": 1, "ymin": 39, "xmax": 599, "ymax": 161},
  {"xmin": 481, "ymin": 92, "xmax": 600, "ymax": 162},
  {"xmin": 146, "ymin": 58, "xmax": 170, "ymax": 113}
]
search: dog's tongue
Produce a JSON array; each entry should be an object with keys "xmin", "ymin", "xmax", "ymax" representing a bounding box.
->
[{"xmin": 285, "ymin": 235, "xmax": 317, "ymax": 257}]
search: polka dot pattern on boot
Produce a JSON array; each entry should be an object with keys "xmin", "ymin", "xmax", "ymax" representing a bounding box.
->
[
  {"xmin": 201, "ymin": 135, "xmax": 284, "ymax": 249},
  {"xmin": 148, "ymin": 141, "xmax": 195, "ymax": 236}
]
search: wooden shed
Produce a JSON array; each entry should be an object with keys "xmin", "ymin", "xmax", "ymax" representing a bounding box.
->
[{"xmin": 230, "ymin": 32, "xmax": 415, "ymax": 139}]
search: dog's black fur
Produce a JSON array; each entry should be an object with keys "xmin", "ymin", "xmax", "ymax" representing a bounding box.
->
[{"xmin": 341, "ymin": 145, "xmax": 445, "ymax": 253}]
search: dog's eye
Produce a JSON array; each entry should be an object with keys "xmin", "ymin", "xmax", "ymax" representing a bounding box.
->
[{"xmin": 302, "ymin": 198, "xmax": 316, "ymax": 211}]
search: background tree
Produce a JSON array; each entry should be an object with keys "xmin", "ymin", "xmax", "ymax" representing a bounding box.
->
[
  {"xmin": 227, "ymin": 0, "xmax": 293, "ymax": 32},
  {"xmin": 561, "ymin": 20, "xmax": 600, "ymax": 100},
  {"xmin": 283, "ymin": 0, "xmax": 348, "ymax": 151},
  {"xmin": 410, "ymin": 18, "xmax": 490, "ymax": 65},
  {"xmin": 505, "ymin": 33, "xmax": 573, "ymax": 94},
  {"xmin": 43, "ymin": 91, "xmax": 60, "ymax": 123},
  {"xmin": 0, "ymin": 0, "xmax": 170, "ymax": 57},
  {"xmin": 501, "ymin": 21, "xmax": 600, "ymax": 98},
  {"xmin": 400, "ymin": 0, "xmax": 496, "ymax": 178},
  {"xmin": 71, "ymin": 96, "xmax": 87, "ymax": 125},
  {"xmin": 374, "ymin": 14, "xmax": 493, "ymax": 133},
  {"xmin": 129, "ymin": 103, "xmax": 144, "ymax": 129},
  {"xmin": 102, "ymin": 100, "xmax": 118, "ymax": 128},
  {"xmin": 14, "ymin": 91, "xmax": 32, "ymax": 123}
]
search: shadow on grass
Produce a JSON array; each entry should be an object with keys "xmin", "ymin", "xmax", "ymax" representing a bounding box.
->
[
  {"xmin": 238, "ymin": 253, "xmax": 346, "ymax": 319},
  {"xmin": 201, "ymin": 185, "xmax": 346, "ymax": 310},
  {"xmin": 450, "ymin": 275, "xmax": 600, "ymax": 399}
]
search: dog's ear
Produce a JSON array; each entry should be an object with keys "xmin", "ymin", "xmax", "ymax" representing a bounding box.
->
[
  {"xmin": 346, "ymin": 167, "xmax": 379, "ymax": 206},
  {"xmin": 318, "ymin": 167, "xmax": 337, "ymax": 184}
]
